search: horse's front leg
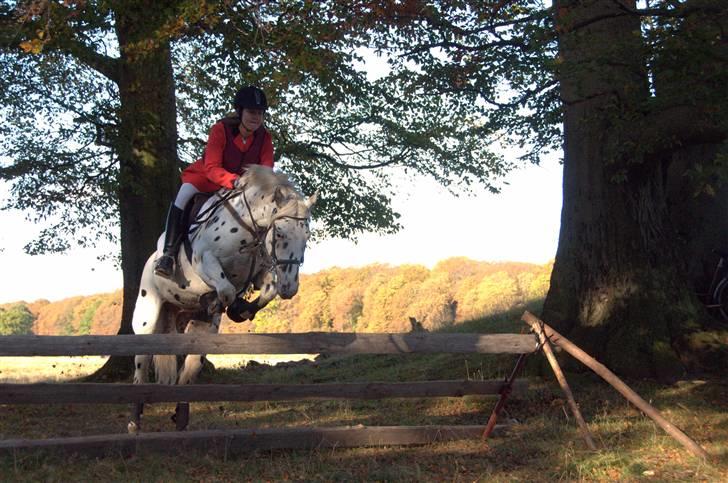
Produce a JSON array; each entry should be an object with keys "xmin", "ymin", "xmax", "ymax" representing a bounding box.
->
[
  {"xmin": 255, "ymin": 269, "xmax": 279, "ymax": 307},
  {"xmin": 196, "ymin": 252, "xmax": 237, "ymax": 308},
  {"xmin": 227, "ymin": 269, "xmax": 278, "ymax": 322},
  {"xmin": 174, "ymin": 313, "xmax": 222, "ymax": 431}
]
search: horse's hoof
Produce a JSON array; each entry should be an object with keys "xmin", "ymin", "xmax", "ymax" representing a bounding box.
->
[
  {"xmin": 127, "ymin": 421, "xmax": 139, "ymax": 434},
  {"xmin": 226, "ymin": 298, "xmax": 257, "ymax": 322},
  {"xmin": 174, "ymin": 402, "xmax": 190, "ymax": 431}
]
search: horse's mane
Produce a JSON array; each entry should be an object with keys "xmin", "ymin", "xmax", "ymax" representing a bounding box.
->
[
  {"xmin": 241, "ymin": 164, "xmax": 293, "ymax": 192},
  {"xmin": 242, "ymin": 165, "xmax": 310, "ymax": 219}
]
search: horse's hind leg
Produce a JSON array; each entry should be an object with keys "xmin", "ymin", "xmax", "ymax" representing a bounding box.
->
[
  {"xmin": 173, "ymin": 313, "xmax": 222, "ymax": 430},
  {"xmin": 128, "ymin": 354, "xmax": 152, "ymax": 433},
  {"xmin": 178, "ymin": 314, "xmax": 221, "ymax": 385},
  {"xmin": 129, "ymin": 255, "xmax": 163, "ymax": 433}
]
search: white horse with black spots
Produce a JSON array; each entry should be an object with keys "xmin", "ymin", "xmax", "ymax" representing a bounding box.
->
[{"xmin": 129, "ymin": 165, "xmax": 315, "ymax": 432}]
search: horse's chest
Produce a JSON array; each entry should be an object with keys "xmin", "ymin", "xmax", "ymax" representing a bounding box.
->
[{"xmin": 197, "ymin": 235, "xmax": 257, "ymax": 279}]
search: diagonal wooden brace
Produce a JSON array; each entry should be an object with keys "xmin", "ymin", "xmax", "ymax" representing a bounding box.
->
[{"xmin": 523, "ymin": 313, "xmax": 597, "ymax": 450}]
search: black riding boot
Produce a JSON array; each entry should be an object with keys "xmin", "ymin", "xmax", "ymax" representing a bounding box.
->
[{"xmin": 154, "ymin": 204, "xmax": 185, "ymax": 278}]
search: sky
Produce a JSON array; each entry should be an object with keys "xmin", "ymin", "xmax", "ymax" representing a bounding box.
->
[{"xmin": 0, "ymin": 156, "xmax": 562, "ymax": 304}]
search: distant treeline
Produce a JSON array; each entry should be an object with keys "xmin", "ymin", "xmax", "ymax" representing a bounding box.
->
[
  {"xmin": 0, "ymin": 257, "xmax": 552, "ymax": 335},
  {"xmin": 0, "ymin": 292, "xmax": 124, "ymax": 336}
]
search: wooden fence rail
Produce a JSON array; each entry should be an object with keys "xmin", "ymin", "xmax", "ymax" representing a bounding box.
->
[
  {"xmin": 0, "ymin": 330, "xmax": 534, "ymax": 456},
  {"xmin": 0, "ymin": 380, "xmax": 528, "ymax": 404},
  {"xmin": 0, "ymin": 332, "xmax": 537, "ymax": 356},
  {"xmin": 0, "ymin": 425, "xmax": 506, "ymax": 457}
]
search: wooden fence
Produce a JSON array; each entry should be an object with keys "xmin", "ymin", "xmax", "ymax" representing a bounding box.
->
[{"xmin": 0, "ymin": 331, "xmax": 538, "ymax": 457}]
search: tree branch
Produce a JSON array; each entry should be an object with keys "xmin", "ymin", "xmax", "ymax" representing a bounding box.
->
[
  {"xmin": 0, "ymin": 5, "xmax": 119, "ymax": 83},
  {"xmin": 610, "ymin": 0, "xmax": 725, "ymax": 19},
  {"xmin": 638, "ymin": 104, "xmax": 727, "ymax": 151},
  {"xmin": 54, "ymin": 36, "xmax": 119, "ymax": 82}
]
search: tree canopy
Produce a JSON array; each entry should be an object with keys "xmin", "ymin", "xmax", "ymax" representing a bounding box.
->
[
  {"xmin": 12, "ymin": 258, "xmax": 552, "ymax": 335},
  {"xmin": 0, "ymin": 0, "xmax": 526, "ymax": 251},
  {"xmin": 1, "ymin": 0, "xmax": 726, "ymax": 378},
  {"xmin": 0, "ymin": 303, "xmax": 35, "ymax": 335}
]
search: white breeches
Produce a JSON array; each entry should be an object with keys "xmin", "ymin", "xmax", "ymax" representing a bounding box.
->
[{"xmin": 174, "ymin": 183, "xmax": 202, "ymax": 209}]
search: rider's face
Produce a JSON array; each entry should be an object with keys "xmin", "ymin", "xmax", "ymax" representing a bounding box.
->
[{"xmin": 241, "ymin": 108, "xmax": 265, "ymax": 132}]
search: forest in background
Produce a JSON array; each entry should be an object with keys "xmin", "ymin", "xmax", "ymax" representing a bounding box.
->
[{"xmin": 0, "ymin": 257, "xmax": 551, "ymax": 336}]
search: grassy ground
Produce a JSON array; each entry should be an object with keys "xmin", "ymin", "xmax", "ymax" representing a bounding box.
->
[
  {"xmin": 0, "ymin": 354, "xmax": 315, "ymax": 383},
  {"xmin": 1, "ymin": 307, "xmax": 726, "ymax": 481}
]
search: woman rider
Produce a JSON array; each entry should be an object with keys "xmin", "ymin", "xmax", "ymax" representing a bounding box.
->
[{"xmin": 154, "ymin": 85, "xmax": 274, "ymax": 278}]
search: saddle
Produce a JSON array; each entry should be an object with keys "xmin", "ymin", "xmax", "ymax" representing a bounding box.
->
[{"xmin": 181, "ymin": 192, "xmax": 214, "ymax": 262}]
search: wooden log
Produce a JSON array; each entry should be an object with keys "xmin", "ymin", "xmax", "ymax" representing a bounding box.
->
[
  {"xmin": 0, "ymin": 425, "xmax": 507, "ymax": 457},
  {"xmin": 527, "ymin": 320, "xmax": 597, "ymax": 450},
  {"xmin": 0, "ymin": 332, "xmax": 537, "ymax": 357},
  {"xmin": 522, "ymin": 311, "xmax": 710, "ymax": 460},
  {"xmin": 0, "ymin": 380, "xmax": 528, "ymax": 404}
]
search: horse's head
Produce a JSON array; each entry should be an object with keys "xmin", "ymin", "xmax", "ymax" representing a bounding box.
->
[{"xmin": 262, "ymin": 181, "xmax": 317, "ymax": 299}]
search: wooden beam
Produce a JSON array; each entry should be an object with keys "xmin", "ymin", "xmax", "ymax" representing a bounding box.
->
[
  {"xmin": 0, "ymin": 380, "xmax": 528, "ymax": 404},
  {"xmin": 0, "ymin": 425, "xmax": 507, "ymax": 457},
  {"xmin": 0, "ymin": 332, "xmax": 537, "ymax": 357},
  {"xmin": 526, "ymin": 319, "xmax": 597, "ymax": 450},
  {"xmin": 522, "ymin": 311, "xmax": 710, "ymax": 460}
]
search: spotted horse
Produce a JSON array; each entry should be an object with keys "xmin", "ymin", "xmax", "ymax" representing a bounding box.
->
[{"xmin": 128, "ymin": 165, "xmax": 316, "ymax": 432}]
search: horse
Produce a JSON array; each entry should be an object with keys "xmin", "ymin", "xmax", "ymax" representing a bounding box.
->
[{"xmin": 128, "ymin": 165, "xmax": 316, "ymax": 432}]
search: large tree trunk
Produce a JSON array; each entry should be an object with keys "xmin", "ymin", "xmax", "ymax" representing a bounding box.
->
[
  {"xmin": 667, "ymin": 145, "xmax": 728, "ymax": 292},
  {"xmin": 541, "ymin": 0, "xmax": 725, "ymax": 380},
  {"xmin": 88, "ymin": 3, "xmax": 180, "ymax": 380}
]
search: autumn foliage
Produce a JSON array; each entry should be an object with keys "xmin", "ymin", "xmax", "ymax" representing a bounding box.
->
[{"xmin": 1, "ymin": 258, "xmax": 551, "ymax": 335}]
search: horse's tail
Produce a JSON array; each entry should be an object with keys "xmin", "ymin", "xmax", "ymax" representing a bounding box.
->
[{"xmin": 153, "ymin": 355, "xmax": 178, "ymax": 385}]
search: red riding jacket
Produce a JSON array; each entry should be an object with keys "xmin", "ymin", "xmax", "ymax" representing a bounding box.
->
[{"xmin": 181, "ymin": 117, "xmax": 274, "ymax": 192}]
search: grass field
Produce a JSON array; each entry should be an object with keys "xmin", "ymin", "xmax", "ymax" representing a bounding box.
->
[
  {"xmin": 0, "ymin": 354, "xmax": 315, "ymax": 383},
  {"xmin": 1, "ymin": 308, "xmax": 726, "ymax": 481}
]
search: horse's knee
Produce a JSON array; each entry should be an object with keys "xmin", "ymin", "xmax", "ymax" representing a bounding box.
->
[
  {"xmin": 133, "ymin": 355, "xmax": 151, "ymax": 384},
  {"xmin": 178, "ymin": 354, "xmax": 205, "ymax": 385},
  {"xmin": 184, "ymin": 319, "xmax": 212, "ymax": 334},
  {"xmin": 216, "ymin": 283, "xmax": 236, "ymax": 308}
]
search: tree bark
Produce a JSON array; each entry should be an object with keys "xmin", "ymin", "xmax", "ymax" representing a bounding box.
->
[
  {"xmin": 88, "ymin": 3, "xmax": 180, "ymax": 381},
  {"xmin": 542, "ymin": 0, "xmax": 726, "ymax": 379}
]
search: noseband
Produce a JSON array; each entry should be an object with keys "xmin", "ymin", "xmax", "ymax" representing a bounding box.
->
[{"xmin": 268, "ymin": 220, "xmax": 307, "ymax": 267}]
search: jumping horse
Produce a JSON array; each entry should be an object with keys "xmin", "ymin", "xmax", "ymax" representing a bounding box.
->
[{"xmin": 128, "ymin": 165, "xmax": 316, "ymax": 432}]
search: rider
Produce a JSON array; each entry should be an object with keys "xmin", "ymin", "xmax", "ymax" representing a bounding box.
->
[{"xmin": 154, "ymin": 85, "xmax": 274, "ymax": 278}]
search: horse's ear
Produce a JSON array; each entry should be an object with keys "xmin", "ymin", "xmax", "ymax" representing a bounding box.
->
[{"xmin": 304, "ymin": 191, "xmax": 319, "ymax": 208}]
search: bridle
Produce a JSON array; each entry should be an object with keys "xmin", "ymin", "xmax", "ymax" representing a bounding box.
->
[{"xmin": 215, "ymin": 184, "xmax": 309, "ymax": 283}]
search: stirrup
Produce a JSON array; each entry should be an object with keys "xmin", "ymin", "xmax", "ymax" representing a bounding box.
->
[{"xmin": 154, "ymin": 255, "xmax": 175, "ymax": 278}]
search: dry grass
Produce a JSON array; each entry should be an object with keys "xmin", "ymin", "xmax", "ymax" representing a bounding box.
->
[
  {"xmin": 0, "ymin": 354, "xmax": 315, "ymax": 383},
  {"xmin": 0, "ymin": 356, "xmax": 110, "ymax": 383},
  {"xmin": 1, "ymin": 352, "xmax": 726, "ymax": 481},
  {"xmin": 1, "ymin": 309, "xmax": 726, "ymax": 481}
]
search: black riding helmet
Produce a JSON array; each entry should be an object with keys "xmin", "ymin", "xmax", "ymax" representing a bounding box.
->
[{"xmin": 234, "ymin": 86, "xmax": 268, "ymax": 115}]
